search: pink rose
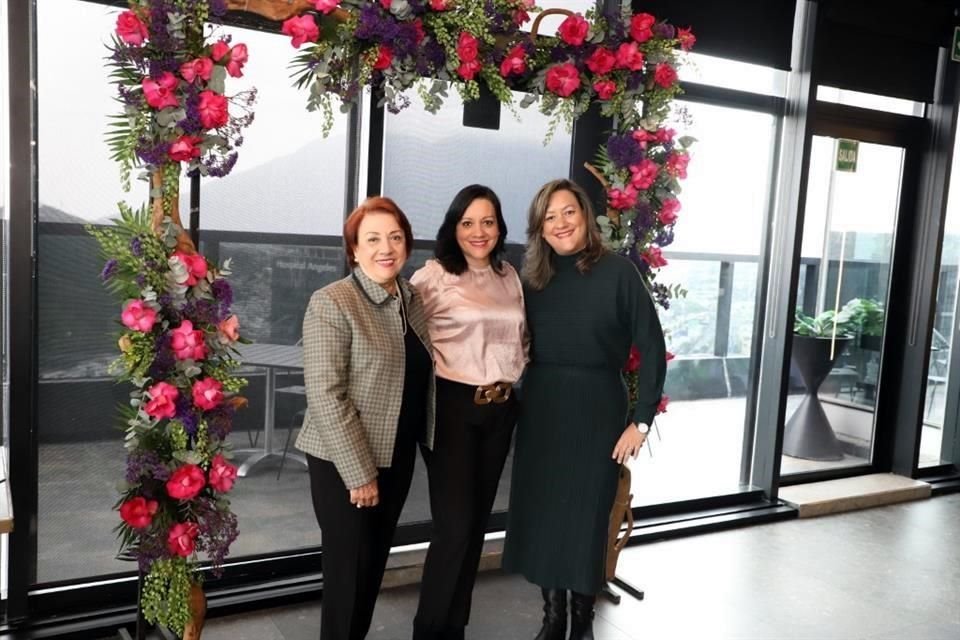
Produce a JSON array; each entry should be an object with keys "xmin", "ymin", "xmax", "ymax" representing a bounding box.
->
[
  {"xmin": 654, "ymin": 63, "xmax": 678, "ymax": 88},
  {"xmin": 457, "ymin": 32, "xmax": 479, "ymax": 63},
  {"xmin": 314, "ymin": 0, "xmax": 341, "ymax": 13},
  {"xmin": 608, "ymin": 186, "xmax": 638, "ymax": 210},
  {"xmin": 659, "ymin": 199, "xmax": 681, "ymax": 225},
  {"xmin": 171, "ymin": 320, "xmax": 209, "ymax": 362},
  {"xmin": 144, "ymin": 381, "xmax": 179, "ymax": 420},
  {"xmin": 429, "ymin": 0, "xmax": 449, "ymax": 9},
  {"xmin": 457, "ymin": 59, "xmax": 482, "ymax": 81},
  {"xmin": 615, "ymin": 42, "xmax": 645, "ymax": 71},
  {"xmin": 210, "ymin": 40, "xmax": 231, "ymax": 62},
  {"xmin": 167, "ymin": 522, "xmax": 200, "ymax": 557},
  {"xmin": 197, "ymin": 90, "xmax": 229, "ymax": 130},
  {"xmin": 632, "ymin": 128, "xmax": 656, "ymax": 148},
  {"xmin": 666, "ymin": 152, "xmax": 690, "ymax": 179},
  {"xmin": 121, "ymin": 299, "xmax": 157, "ymax": 332},
  {"xmin": 642, "ymin": 246, "xmax": 668, "ymax": 269},
  {"xmin": 677, "ymin": 27, "xmax": 696, "ymax": 51},
  {"xmin": 373, "ymin": 45, "xmax": 393, "ymax": 71},
  {"xmin": 217, "ymin": 315, "xmax": 240, "ymax": 344},
  {"xmin": 655, "ymin": 127, "xmax": 676, "ymax": 143},
  {"xmin": 171, "ymin": 251, "xmax": 208, "ymax": 286},
  {"xmin": 168, "ymin": 135, "xmax": 203, "ymax": 163},
  {"xmin": 167, "ymin": 465, "xmax": 207, "ymax": 501},
  {"xmin": 624, "ymin": 345, "xmax": 641, "ymax": 373},
  {"xmin": 281, "ymin": 15, "xmax": 320, "ymax": 48},
  {"xmin": 224, "ymin": 44, "xmax": 249, "ymax": 78},
  {"xmin": 142, "ymin": 72, "xmax": 179, "ymax": 110},
  {"xmin": 192, "ymin": 377, "xmax": 224, "ymax": 411},
  {"xmin": 545, "ymin": 63, "xmax": 581, "ymax": 98},
  {"xmin": 120, "ymin": 497, "xmax": 158, "ymax": 529},
  {"xmin": 500, "ymin": 44, "xmax": 527, "ymax": 77},
  {"xmin": 116, "ymin": 11, "xmax": 149, "ymax": 46},
  {"xmin": 180, "ymin": 57, "xmax": 213, "ymax": 83},
  {"xmin": 585, "ymin": 47, "xmax": 616, "ymax": 75},
  {"xmin": 629, "ymin": 159, "xmax": 659, "ymax": 190},
  {"xmin": 666, "ymin": 351, "xmax": 676, "ymax": 362},
  {"xmin": 630, "ymin": 13, "xmax": 656, "ymax": 43},
  {"xmin": 593, "ymin": 79, "xmax": 616, "ymax": 100},
  {"xmin": 657, "ymin": 395, "xmax": 670, "ymax": 414},
  {"xmin": 208, "ymin": 454, "xmax": 238, "ymax": 493},
  {"xmin": 558, "ymin": 14, "xmax": 590, "ymax": 46}
]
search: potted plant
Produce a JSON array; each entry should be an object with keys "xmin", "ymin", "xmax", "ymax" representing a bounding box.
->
[
  {"xmin": 837, "ymin": 298, "xmax": 884, "ymax": 351},
  {"xmin": 784, "ymin": 310, "xmax": 854, "ymax": 460}
]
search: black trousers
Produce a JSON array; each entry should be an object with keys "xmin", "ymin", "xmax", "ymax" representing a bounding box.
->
[
  {"xmin": 307, "ymin": 437, "xmax": 416, "ymax": 640},
  {"xmin": 414, "ymin": 378, "xmax": 519, "ymax": 638}
]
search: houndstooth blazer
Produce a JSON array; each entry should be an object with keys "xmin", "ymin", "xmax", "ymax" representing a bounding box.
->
[{"xmin": 295, "ymin": 268, "xmax": 436, "ymax": 489}]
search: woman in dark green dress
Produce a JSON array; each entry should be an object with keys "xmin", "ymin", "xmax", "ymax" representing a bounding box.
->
[{"xmin": 502, "ymin": 179, "xmax": 666, "ymax": 640}]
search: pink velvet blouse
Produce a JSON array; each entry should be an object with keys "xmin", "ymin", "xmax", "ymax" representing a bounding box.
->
[{"xmin": 410, "ymin": 259, "xmax": 528, "ymax": 386}]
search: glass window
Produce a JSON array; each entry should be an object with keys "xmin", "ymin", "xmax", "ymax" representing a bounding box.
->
[
  {"xmin": 781, "ymin": 136, "xmax": 904, "ymax": 475},
  {"xmin": 35, "ymin": 2, "xmax": 347, "ymax": 582},
  {"xmin": 921, "ymin": 115, "xmax": 960, "ymax": 467},
  {"xmin": 382, "ymin": 88, "xmax": 570, "ymax": 243},
  {"xmin": 631, "ymin": 100, "xmax": 778, "ymax": 506},
  {"xmin": 1, "ymin": 0, "xmax": 11, "ymax": 601},
  {"xmin": 679, "ymin": 52, "xmax": 788, "ymax": 97},
  {"xmin": 816, "ymin": 86, "xmax": 925, "ymax": 118}
]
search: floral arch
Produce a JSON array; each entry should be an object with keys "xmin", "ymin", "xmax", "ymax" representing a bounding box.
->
[{"xmin": 95, "ymin": 0, "xmax": 694, "ymax": 636}]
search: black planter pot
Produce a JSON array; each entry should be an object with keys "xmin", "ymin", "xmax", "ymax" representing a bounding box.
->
[{"xmin": 783, "ymin": 335, "xmax": 852, "ymax": 461}]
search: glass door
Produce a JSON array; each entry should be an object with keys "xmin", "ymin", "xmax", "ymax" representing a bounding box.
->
[{"xmin": 780, "ymin": 136, "xmax": 904, "ymax": 475}]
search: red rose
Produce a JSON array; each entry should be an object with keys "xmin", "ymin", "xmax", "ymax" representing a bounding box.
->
[
  {"xmin": 144, "ymin": 381, "xmax": 179, "ymax": 420},
  {"xmin": 373, "ymin": 45, "xmax": 393, "ymax": 71},
  {"xmin": 593, "ymin": 79, "xmax": 616, "ymax": 100},
  {"xmin": 168, "ymin": 135, "xmax": 203, "ymax": 163},
  {"xmin": 225, "ymin": 44, "xmax": 249, "ymax": 78},
  {"xmin": 192, "ymin": 377, "xmax": 224, "ymax": 411},
  {"xmin": 642, "ymin": 246, "xmax": 668, "ymax": 269},
  {"xmin": 558, "ymin": 14, "xmax": 590, "ymax": 46},
  {"xmin": 167, "ymin": 522, "xmax": 200, "ymax": 557},
  {"xmin": 585, "ymin": 47, "xmax": 616, "ymax": 75},
  {"xmin": 666, "ymin": 152, "xmax": 690, "ymax": 179},
  {"xmin": 116, "ymin": 10, "xmax": 149, "ymax": 46},
  {"xmin": 677, "ymin": 27, "xmax": 696, "ymax": 51},
  {"xmin": 413, "ymin": 18, "xmax": 426, "ymax": 44},
  {"xmin": 180, "ymin": 57, "xmax": 213, "ymax": 83},
  {"xmin": 630, "ymin": 13, "xmax": 656, "ymax": 43},
  {"xmin": 624, "ymin": 345, "xmax": 641, "ymax": 373},
  {"xmin": 615, "ymin": 42, "xmax": 645, "ymax": 71},
  {"xmin": 666, "ymin": 351, "xmax": 676, "ymax": 362},
  {"xmin": 513, "ymin": 9, "xmax": 530, "ymax": 26},
  {"xmin": 457, "ymin": 32, "xmax": 479, "ymax": 63},
  {"xmin": 545, "ymin": 63, "xmax": 581, "ymax": 98},
  {"xmin": 142, "ymin": 72, "xmax": 179, "ymax": 110},
  {"xmin": 654, "ymin": 63, "xmax": 678, "ymax": 88},
  {"xmin": 209, "ymin": 454, "xmax": 238, "ymax": 493},
  {"xmin": 500, "ymin": 44, "xmax": 527, "ymax": 77},
  {"xmin": 658, "ymin": 199, "xmax": 681, "ymax": 225},
  {"xmin": 429, "ymin": 0, "xmax": 449, "ymax": 9},
  {"xmin": 166, "ymin": 464, "xmax": 207, "ymax": 501},
  {"xmin": 458, "ymin": 59, "xmax": 482, "ymax": 81},
  {"xmin": 197, "ymin": 90, "xmax": 229, "ymax": 129},
  {"xmin": 119, "ymin": 497, "xmax": 158, "ymax": 529},
  {"xmin": 629, "ymin": 158, "xmax": 659, "ymax": 190}
]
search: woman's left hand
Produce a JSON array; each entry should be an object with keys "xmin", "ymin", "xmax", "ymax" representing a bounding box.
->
[{"xmin": 612, "ymin": 423, "xmax": 647, "ymax": 464}]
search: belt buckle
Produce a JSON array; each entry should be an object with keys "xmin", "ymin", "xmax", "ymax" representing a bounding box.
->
[
  {"xmin": 474, "ymin": 383, "xmax": 511, "ymax": 405},
  {"xmin": 474, "ymin": 385, "xmax": 492, "ymax": 405}
]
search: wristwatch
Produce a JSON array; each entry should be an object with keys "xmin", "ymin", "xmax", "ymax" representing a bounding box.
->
[{"xmin": 637, "ymin": 423, "xmax": 650, "ymax": 434}]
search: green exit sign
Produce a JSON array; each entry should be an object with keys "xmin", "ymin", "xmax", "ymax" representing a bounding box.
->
[
  {"xmin": 954, "ymin": 26, "xmax": 960, "ymax": 63},
  {"xmin": 836, "ymin": 139, "xmax": 859, "ymax": 173}
]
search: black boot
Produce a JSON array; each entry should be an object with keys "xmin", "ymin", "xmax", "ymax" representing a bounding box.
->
[
  {"xmin": 533, "ymin": 588, "xmax": 567, "ymax": 640},
  {"xmin": 568, "ymin": 592, "xmax": 595, "ymax": 640}
]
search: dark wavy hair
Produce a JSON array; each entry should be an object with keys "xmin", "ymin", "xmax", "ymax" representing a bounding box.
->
[{"xmin": 434, "ymin": 184, "xmax": 508, "ymax": 275}]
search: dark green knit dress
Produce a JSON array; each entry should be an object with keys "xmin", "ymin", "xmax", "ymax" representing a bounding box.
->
[{"xmin": 502, "ymin": 251, "xmax": 666, "ymax": 595}]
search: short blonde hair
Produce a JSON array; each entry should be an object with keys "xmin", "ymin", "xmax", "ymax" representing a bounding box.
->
[{"xmin": 521, "ymin": 179, "xmax": 606, "ymax": 290}]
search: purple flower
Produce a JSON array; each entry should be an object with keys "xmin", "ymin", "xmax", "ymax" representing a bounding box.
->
[
  {"xmin": 125, "ymin": 450, "xmax": 171, "ymax": 484},
  {"xmin": 130, "ymin": 236, "xmax": 143, "ymax": 257},
  {"xmin": 206, "ymin": 405, "xmax": 236, "ymax": 441},
  {"xmin": 209, "ymin": 0, "xmax": 229, "ymax": 18},
  {"xmin": 212, "ymin": 279, "xmax": 233, "ymax": 310},
  {"xmin": 175, "ymin": 394, "xmax": 200, "ymax": 437},
  {"xmin": 653, "ymin": 23, "xmax": 676, "ymax": 39},
  {"xmin": 100, "ymin": 259, "xmax": 119, "ymax": 281},
  {"xmin": 655, "ymin": 228, "xmax": 675, "ymax": 248},
  {"xmin": 607, "ymin": 134, "xmax": 644, "ymax": 169},
  {"xmin": 135, "ymin": 274, "xmax": 147, "ymax": 288},
  {"xmin": 193, "ymin": 496, "xmax": 239, "ymax": 575}
]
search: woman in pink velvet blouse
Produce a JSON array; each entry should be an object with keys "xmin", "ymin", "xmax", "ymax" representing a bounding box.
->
[{"xmin": 409, "ymin": 185, "xmax": 528, "ymax": 640}]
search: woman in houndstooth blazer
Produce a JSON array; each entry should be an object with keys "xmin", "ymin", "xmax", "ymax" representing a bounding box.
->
[{"xmin": 296, "ymin": 196, "xmax": 436, "ymax": 640}]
